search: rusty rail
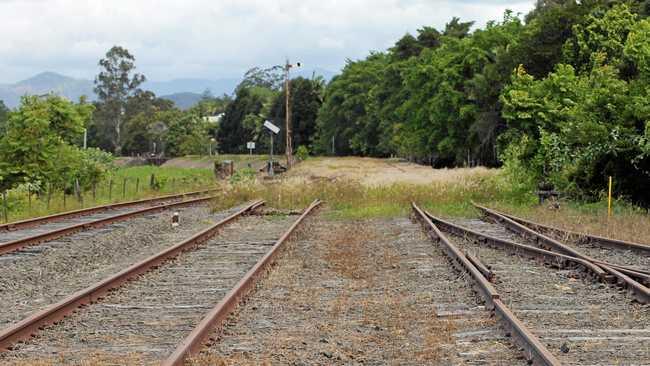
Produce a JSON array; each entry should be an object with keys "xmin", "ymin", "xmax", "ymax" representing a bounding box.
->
[
  {"xmin": 163, "ymin": 199, "xmax": 321, "ymax": 366},
  {"xmin": 411, "ymin": 203, "xmax": 560, "ymax": 366},
  {"xmin": 479, "ymin": 205, "xmax": 650, "ymax": 254},
  {"xmin": 474, "ymin": 204, "xmax": 650, "ymax": 304},
  {"xmin": 0, "ymin": 194, "xmax": 218, "ymax": 256},
  {"xmin": 465, "ymin": 252, "xmax": 495, "ymax": 282},
  {"xmin": 0, "ymin": 200, "xmax": 263, "ymax": 351},
  {"xmin": 423, "ymin": 210, "xmax": 606, "ymax": 279},
  {"xmin": 0, "ymin": 188, "xmax": 218, "ymax": 232}
]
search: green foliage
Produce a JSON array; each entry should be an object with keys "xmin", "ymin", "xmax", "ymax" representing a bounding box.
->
[
  {"xmin": 0, "ymin": 95, "xmax": 97, "ymax": 191},
  {"xmin": 92, "ymin": 46, "xmax": 146, "ymax": 154},
  {"xmin": 0, "ymin": 100, "xmax": 9, "ymax": 135},
  {"xmin": 295, "ymin": 145, "xmax": 309, "ymax": 161}
]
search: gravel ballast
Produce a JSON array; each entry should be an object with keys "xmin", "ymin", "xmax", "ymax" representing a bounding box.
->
[
  {"xmin": 1, "ymin": 213, "xmax": 296, "ymax": 365},
  {"xmin": 448, "ymin": 218, "xmax": 650, "ymax": 365},
  {"xmin": 193, "ymin": 214, "xmax": 524, "ymax": 365},
  {"xmin": 0, "ymin": 203, "xmax": 231, "ymax": 328}
]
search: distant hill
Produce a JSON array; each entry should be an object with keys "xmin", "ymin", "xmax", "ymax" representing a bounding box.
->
[
  {"xmin": 0, "ymin": 68, "xmax": 337, "ymax": 109},
  {"xmin": 0, "ymin": 72, "xmax": 94, "ymax": 108},
  {"xmin": 160, "ymin": 92, "xmax": 203, "ymax": 110}
]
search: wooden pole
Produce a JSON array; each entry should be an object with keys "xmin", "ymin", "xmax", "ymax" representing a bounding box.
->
[
  {"xmin": 122, "ymin": 178, "xmax": 127, "ymax": 199},
  {"xmin": 2, "ymin": 191, "xmax": 8, "ymax": 223},
  {"xmin": 108, "ymin": 179, "xmax": 113, "ymax": 201},
  {"xmin": 135, "ymin": 178, "xmax": 140, "ymax": 195},
  {"xmin": 27, "ymin": 185, "xmax": 32, "ymax": 214}
]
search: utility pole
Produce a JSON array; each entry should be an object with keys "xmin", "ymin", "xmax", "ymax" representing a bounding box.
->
[{"xmin": 284, "ymin": 59, "xmax": 301, "ymax": 169}]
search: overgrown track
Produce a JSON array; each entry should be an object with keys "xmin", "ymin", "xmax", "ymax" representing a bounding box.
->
[
  {"xmin": 422, "ymin": 209, "xmax": 650, "ymax": 365},
  {"xmin": 0, "ymin": 200, "xmax": 320, "ymax": 365},
  {"xmin": 411, "ymin": 203, "xmax": 561, "ymax": 366},
  {"xmin": 0, "ymin": 190, "xmax": 218, "ymax": 256},
  {"xmin": 474, "ymin": 204, "xmax": 650, "ymax": 303},
  {"xmin": 477, "ymin": 205, "xmax": 650, "ymax": 254},
  {"xmin": 0, "ymin": 200, "xmax": 262, "ymax": 352}
]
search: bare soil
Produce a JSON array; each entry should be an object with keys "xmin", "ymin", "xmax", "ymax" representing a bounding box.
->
[{"xmin": 286, "ymin": 157, "xmax": 495, "ymax": 186}]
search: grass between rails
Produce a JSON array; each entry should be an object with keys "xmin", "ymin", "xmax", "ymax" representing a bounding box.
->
[{"xmin": 2, "ymin": 166, "xmax": 215, "ymax": 224}]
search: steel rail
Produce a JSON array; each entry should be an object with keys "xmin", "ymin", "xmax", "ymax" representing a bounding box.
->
[
  {"xmin": 0, "ymin": 195, "xmax": 218, "ymax": 256},
  {"xmin": 0, "ymin": 188, "xmax": 217, "ymax": 232},
  {"xmin": 163, "ymin": 199, "xmax": 321, "ymax": 366},
  {"xmin": 0, "ymin": 200, "xmax": 264, "ymax": 351},
  {"xmin": 479, "ymin": 206, "xmax": 650, "ymax": 254},
  {"xmin": 423, "ymin": 210, "xmax": 607, "ymax": 280},
  {"xmin": 474, "ymin": 204, "xmax": 650, "ymax": 304},
  {"xmin": 411, "ymin": 203, "xmax": 561, "ymax": 366},
  {"xmin": 465, "ymin": 251, "xmax": 495, "ymax": 282}
]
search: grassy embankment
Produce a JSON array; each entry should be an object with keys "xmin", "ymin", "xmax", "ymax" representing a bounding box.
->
[{"xmin": 2, "ymin": 166, "xmax": 215, "ymax": 224}]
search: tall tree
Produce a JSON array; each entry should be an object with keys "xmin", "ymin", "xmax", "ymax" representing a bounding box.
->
[
  {"xmin": 0, "ymin": 100, "xmax": 9, "ymax": 135},
  {"xmin": 93, "ymin": 46, "xmax": 146, "ymax": 155}
]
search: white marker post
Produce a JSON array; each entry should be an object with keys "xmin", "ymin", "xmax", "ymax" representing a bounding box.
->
[
  {"xmin": 247, "ymin": 141, "xmax": 255, "ymax": 156},
  {"xmin": 263, "ymin": 121, "xmax": 280, "ymax": 176}
]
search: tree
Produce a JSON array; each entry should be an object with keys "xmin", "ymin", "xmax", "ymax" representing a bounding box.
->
[
  {"xmin": 269, "ymin": 76, "xmax": 324, "ymax": 152},
  {"xmin": 0, "ymin": 100, "xmax": 9, "ymax": 135},
  {"xmin": 93, "ymin": 46, "xmax": 146, "ymax": 155},
  {"xmin": 0, "ymin": 96, "xmax": 95, "ymax": 192}
]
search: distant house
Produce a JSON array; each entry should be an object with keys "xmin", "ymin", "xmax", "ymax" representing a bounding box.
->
[{"xmin": 203, "ymin": 113, "xmax": 224, "ymax": 123}]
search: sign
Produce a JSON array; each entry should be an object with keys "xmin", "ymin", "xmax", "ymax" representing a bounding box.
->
[
  {"xmin": 263, "ymin": 120, "xmax": 280, "ymax": 134},
  {"xmin": 247, "ymin": 142, "xmax": 256, "ymax": 149}
]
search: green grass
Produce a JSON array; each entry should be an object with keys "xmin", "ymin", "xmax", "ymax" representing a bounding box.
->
[{"xmin": 1, "ymin": 166, "xmax": 216, "ymax": 224}]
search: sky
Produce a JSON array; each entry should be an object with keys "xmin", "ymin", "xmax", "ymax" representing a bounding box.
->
[{"xmin": 0, "ymin": 0, "xmax": 535, "ymax": 83}]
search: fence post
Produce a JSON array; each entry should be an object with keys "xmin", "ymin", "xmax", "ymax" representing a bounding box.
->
[
  {"xmin": 75, "ymin": 179, "xmax": 83, "ymax": 206},
  {"xmin": 122, "ymin": 178, "xmax": 127, "ymax": 199},
  {"xmin": 28, "ymin": 185, "xmax": 32, "ymax": 214},
  {"xmin": 2, "ymin": 191, "xmax": 8, "ymax": 223},
  {"xmin": 47, "ymin": 183, "xmax": 52, "ymax": 210},
  {"xmin": 135, "ymin": 178, "xmax": 140, "ymax": 195},
  {"xmin": 108, "ymin": 179, "xmax": 113, "ymax": 201},
  {"xmin": 150, "ymin": 174, "xmax": 156, "ymax": 190}
]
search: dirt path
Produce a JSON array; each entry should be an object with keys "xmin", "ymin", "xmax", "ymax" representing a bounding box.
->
[{"xmin": 192, "ymin": 213, "xmax": 524, "ymax": 365}]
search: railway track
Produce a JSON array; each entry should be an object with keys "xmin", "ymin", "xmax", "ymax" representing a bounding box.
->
[
  {"xmin": 475, "ymin": 204, "xmax": 650, "ymax": 302},
  {"xmin": 190, "ymin": 214, "xmax": 526, "ymax": 365},
  {"xmin": 0, "ymin": 199, "xmax": 320, "ymax": 365},
  {"xmin": 419, "ymin": 206, "xmax": 650, "ymax": 365},
  {"xmin": 0, "ymin": 189, "xmax": 217, "ymax": 256}
]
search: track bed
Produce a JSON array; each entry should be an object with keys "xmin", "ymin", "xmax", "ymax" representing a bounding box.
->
[
  {"xmin": 0, "ymin": 205, "xmax": 227, "ymax": 329},
  {"xmin": 1, "ymin": 213, "xmax": 295, "ymax": 365},
  {"xmin": 448, "ymin": 218, "xmax": 650, "ymax": 365},
  {"xmin": 191, "ymin": 215, "xmax": 524, "ymax": 365}
]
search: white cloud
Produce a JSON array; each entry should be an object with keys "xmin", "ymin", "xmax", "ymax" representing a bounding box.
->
[{"xmin": 0, "ymin": 0, "xmax": 535, "ymax": 83}]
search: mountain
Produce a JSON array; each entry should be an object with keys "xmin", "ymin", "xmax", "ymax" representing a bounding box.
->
[
  {"xmin": 160, "ymin": 92, "xmax": 204, "ymax": 110},
  {"xmin": 0, "ymin": 68, "xmax": 337, "ymax": 109},
  {"xmin": 0, "ymin": 72, "xmax": 93, "ymax": 108}
]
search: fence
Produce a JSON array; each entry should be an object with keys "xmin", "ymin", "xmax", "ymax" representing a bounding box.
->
[{"xmin": 1, "ymin": 174, "xmax": 212, "ymax": 224}]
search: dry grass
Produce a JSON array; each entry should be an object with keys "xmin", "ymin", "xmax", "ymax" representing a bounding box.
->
[
  {"xmin": 491, "ymin": 202, "xmax": 650, "ymax": 245},
  {"xmin": 287, "ymin": 156, "xmax": 496, "ymax": 186}
]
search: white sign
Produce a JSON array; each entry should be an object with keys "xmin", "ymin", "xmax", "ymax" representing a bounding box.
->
[
  {"xmin": 247, "ymin": 141, "xmax": 256, "ymax": 149},
  {"xmin": 263, "ymin": 120, "xmax": 280, "ymax": 134}
]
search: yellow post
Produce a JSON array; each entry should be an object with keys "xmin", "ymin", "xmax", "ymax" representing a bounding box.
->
[{"xmin": 608, "ymin": 176, "xmax": 613, "ymax": 217}]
